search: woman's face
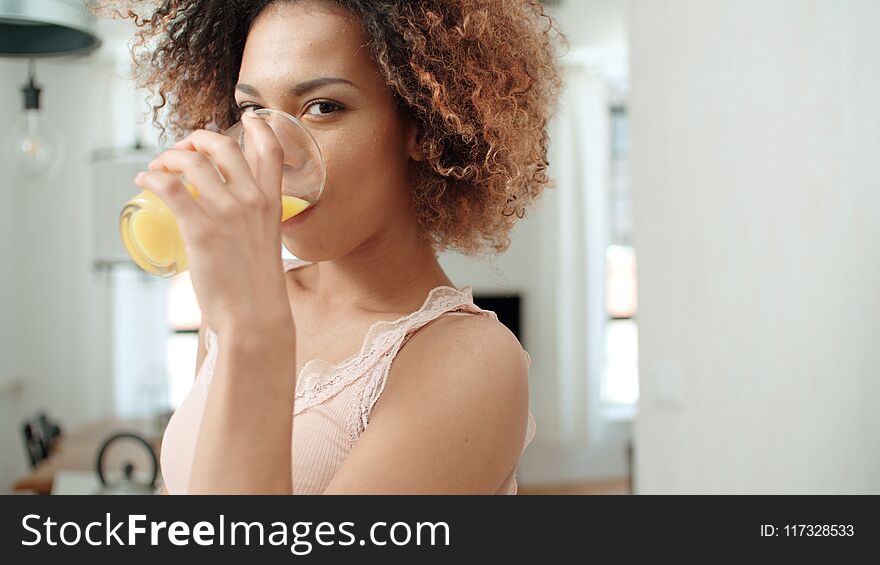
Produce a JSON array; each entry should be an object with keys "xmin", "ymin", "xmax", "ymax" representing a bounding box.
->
[{"xmin": 235, "ymin": 1, "xmax": 422, "ymax": 261}]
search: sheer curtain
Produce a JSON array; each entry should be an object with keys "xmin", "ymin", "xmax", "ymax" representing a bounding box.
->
[{"xmin": 550, "ymin": 60, "xmax": 610, "ymax": 447}]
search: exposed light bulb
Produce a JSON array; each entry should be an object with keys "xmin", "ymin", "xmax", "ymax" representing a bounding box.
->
[{"xmin": 1, "ymin": 61, "xmax": 64, "ymax": 179}]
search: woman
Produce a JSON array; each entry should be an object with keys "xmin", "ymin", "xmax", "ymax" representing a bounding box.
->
[{"xmin": 108, "ymin": 0, "xmax": 563, "ymax": 494}]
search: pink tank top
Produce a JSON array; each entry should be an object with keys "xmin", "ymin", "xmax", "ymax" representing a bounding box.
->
[{"xmin": 160, "ymin": 257, "xmax": 537, "ymax": 494}]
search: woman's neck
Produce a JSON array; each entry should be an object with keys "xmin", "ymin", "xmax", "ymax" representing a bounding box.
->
[{"xmin": 297, "ymin": 221, "xmax": 455, "ymax": 315}]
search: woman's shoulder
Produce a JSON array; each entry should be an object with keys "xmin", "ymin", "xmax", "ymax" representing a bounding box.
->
[
  {"xmin": 326, "ymin": 299, "xmax": 533, "ymax": 493},
  {"xmin": 393, "ymin": 310, "xmax": 530, "ymax": 398},
  {"xmin": 370, "ymin": 308, "xmax": 531, "ymax": 470},
  {"xmin": 420, "ymin": 310, "xmax": 523, "ymax": 353}
]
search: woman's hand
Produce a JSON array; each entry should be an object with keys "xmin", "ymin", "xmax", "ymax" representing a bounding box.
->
[{"xmin": 134, "ymin": 111, "xmax": 293, "ymax": 334}]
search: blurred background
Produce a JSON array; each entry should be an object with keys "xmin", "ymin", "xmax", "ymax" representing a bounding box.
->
[{"xmin": 0, "ymin": 0, "xmax": 877, "ymax": 495}]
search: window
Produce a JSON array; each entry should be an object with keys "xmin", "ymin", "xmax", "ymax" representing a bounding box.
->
[{"xmin": 604, "ymin": 245, "xmax": 638, "ymax": 406}]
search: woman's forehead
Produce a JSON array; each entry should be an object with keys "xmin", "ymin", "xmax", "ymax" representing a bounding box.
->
[{"xmin": 240, "ymin": 2, "xmax": 372, "ymax": 89}]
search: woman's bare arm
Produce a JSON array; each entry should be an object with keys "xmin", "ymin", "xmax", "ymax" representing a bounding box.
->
[{"xmin": 187, "ymin": 316, "xmax": 297, "ymax": 494}]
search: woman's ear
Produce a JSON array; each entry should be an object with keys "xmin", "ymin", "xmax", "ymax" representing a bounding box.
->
[{"xmin": 405, "ymin": 120, "xmax": 424, "ymax": 162}]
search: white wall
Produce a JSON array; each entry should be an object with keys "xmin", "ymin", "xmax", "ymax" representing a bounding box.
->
[{"xmin": 630, "ymin": 0, "xmax": 880, "ymax": 493}]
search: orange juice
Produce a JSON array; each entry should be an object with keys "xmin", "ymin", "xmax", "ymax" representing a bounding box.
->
[
  {"xmin": 120, "ymin": 180, "xmax": 311, "ymax": 277},
  {"xmin": 281, "ymin": 193, "xmax": 311, "ymax": 220}
]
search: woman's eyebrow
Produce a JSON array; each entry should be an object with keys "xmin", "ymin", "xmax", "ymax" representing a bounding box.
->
[{"xmin": 235, "ymin": 77, "xmax": 358, "ymax": 98}]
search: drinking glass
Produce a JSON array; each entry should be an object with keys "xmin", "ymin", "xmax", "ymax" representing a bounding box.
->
[{"xmin": 119, "ymin": 108, "xmax": 325, "ymax": 277}]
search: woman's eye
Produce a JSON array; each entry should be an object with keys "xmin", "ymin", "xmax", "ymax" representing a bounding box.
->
[
  {"xmin": 304, "ymin": 100, "xmax": 344, "ymax": 117},
  {"xmin": 236, "ymin": 103, "xmax": 262, "ymax": 114}
]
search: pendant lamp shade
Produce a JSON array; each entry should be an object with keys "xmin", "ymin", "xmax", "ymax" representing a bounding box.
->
[{"xmin": 0, "ymin": 0, "xmax": 101, "ymax": 58}]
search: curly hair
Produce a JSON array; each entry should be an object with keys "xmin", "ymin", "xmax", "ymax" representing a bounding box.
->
[{"xmin": 94, "ymin": 0, "xmax": 566, "ymax": 255}]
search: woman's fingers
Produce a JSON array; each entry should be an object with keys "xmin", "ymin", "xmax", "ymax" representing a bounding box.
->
[
  {"xmin": 147, "ymin": 148, "xmax": 239, "ymax": 218},
  {"xmin": 134, "ymin": 170, "xmax": 209, "ymax": 237},
  {"xmin": 172, "ymin": 129, "xmax": 258, "ymax": 200},
  {"xmin": 241, "ymin": 111, "xmax": 285, "ymax": 204},
  {"xmin": 151, "ymin": 116, "xmax": 286, "ymax": 226}
]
